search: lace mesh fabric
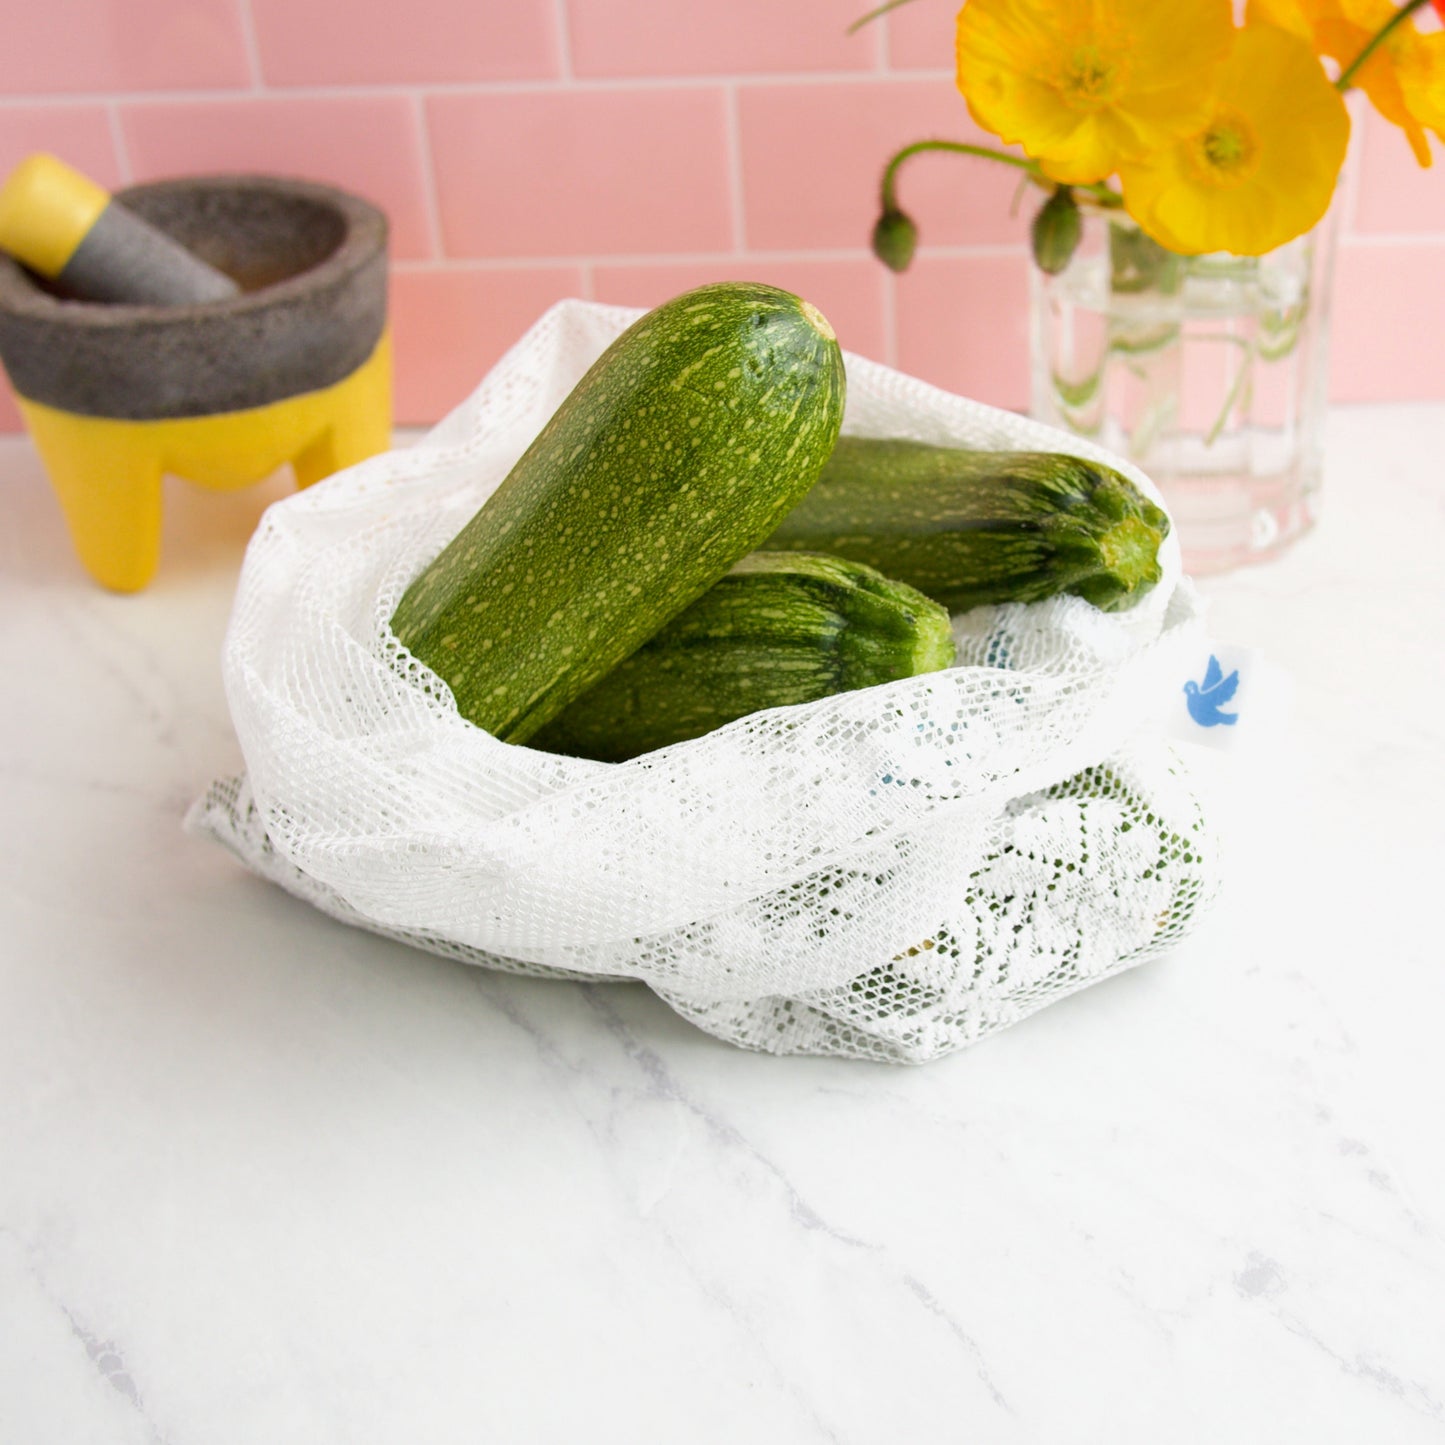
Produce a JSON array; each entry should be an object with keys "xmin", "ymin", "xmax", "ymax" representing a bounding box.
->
[{"xmin": 188, "ymin": 299, "xmax": 1220, "ymax": 1064}]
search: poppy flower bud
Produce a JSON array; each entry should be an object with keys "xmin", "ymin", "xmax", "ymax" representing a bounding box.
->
[
  {"xmin": 871, "ymin": 207, "xmax": 918, "ymax": 273},
  {"xmin": 1031, "ymin": 187, "xmax": 1082, "ymax": 276}
]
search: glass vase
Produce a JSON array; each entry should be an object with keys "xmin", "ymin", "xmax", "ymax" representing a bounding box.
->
[{"xmin": 1029, "ymin": 208, "xmax": 1337, "ymax": 576}]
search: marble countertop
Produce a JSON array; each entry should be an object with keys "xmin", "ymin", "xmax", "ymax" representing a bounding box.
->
[{"xmin": 2, "ymin": 407, "xmax": 1443, "ymax": 1444}]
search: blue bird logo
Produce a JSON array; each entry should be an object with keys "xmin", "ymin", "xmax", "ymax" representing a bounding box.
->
[{"xmin": 1184, "ymin": 654, "xmax": 1239, "ymax": 727}]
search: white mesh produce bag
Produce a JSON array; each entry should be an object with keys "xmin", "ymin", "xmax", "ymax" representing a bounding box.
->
[{"xmin": 189, "ymin": 298, "xmax": 1219, "ymax": 1065}]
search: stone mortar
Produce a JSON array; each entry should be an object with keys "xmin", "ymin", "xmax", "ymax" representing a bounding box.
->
[{"xmin": 0, "ymin": 174, "xmax": 388, "ymax": 419}]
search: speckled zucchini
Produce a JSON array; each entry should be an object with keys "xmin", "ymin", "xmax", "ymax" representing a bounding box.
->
[
  {"xmin": 391, "ymin": 282, "xmax": 846, "ymax": 742},
  {"xmin": 529, "ymin": 551, "xmax": 955, "ymax": 763},
  {"xmin": 763, "ymin": 436, "xmax": 1169, "ymax": 614}
]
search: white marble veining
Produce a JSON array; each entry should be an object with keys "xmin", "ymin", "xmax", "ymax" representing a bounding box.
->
[{"xmin": 1, "ymin": 409, "xmax": 1443, "ymax": 1443}]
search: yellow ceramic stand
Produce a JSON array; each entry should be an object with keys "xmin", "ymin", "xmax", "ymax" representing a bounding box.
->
[{"xmin": 18, "ymin": 330, "xmax": 392, "ymax": 592}]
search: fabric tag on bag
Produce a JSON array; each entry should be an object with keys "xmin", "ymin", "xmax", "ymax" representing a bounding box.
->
[{"xmin": 1168, "ymin": 643, "xmax": 1292, "ymax": 751}]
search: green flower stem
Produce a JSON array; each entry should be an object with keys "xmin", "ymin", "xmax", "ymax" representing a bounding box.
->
[
  {"xmin": 879, "ymin": 139, "xmax": 1039, "ymax": 214},
  {"xmin": 1336, "ymin": 0, "xmax": 1432, "ymax": 91},
  {"xmin": 1076, "ymin": 188, "xmax": 1128, "ymax": 212},
  {"xmin": 846, "ymin": 0, "xmax": 921, "ymax": 36},
  {"xmin": 878, "ymin": 139, "xmax": 1125, "ymax": 215}
]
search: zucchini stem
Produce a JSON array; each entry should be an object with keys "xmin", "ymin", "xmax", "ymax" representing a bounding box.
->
[{"xmin": 1098, "ymin": 515, "xmax": 1165, "ymax": 589}]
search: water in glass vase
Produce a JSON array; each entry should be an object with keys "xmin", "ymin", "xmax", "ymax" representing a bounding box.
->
[{"xmin": 1031, "ymin": 214, "xmax": 1334, "ymax": 576}]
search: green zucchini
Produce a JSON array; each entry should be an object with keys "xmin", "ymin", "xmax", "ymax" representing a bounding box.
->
[
  {"xmin": 530, "ymin": 552, "xmax": 956, "ymax": 763},
  {"xmin": 391, "ymin": 283, "xmax": 846, "ymax": 742},
  {"xmin": 763, "ymin": 436, "xmax": 1169, "ymax": 614}
]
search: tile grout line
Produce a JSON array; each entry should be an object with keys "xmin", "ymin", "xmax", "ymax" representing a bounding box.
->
[
  {"xmin": 1340, "ymin": 91, "xmax": 1367, "ymax": 241},
  {"xmin": 871, "ymin": 8, "xmax": 898, "ymax": 367},
  {"xmin": 723, "ymin": 83, "xmax": 747, "ymax": 255},
  {"xmin": 410, "ymin": 93, "xmax": 447, "ymax": 262},
  {"xmin": 881, "ymin": 269, "xmax": 898, "ymax": 369},
  {"xmin": 388, "ymin": 242, "xmax": 1030, "ymax": 272},
  {"xmin": 104, "ymin": 103, "xmax": 134, "ymax": 185},
  {"xmin": 553, "ymin": 0, "xmax": 575, "ymax": 82},
  {"xmin": 0, "ymin": 68, "xmax": 957, "ymax": 111},
  {"xmin": 373, "ymin": 230, "xmax": 1445, "ymax": 295},
  {"xmin": 1336, "ymin": 231, "xmax": 1445, "ymax": 247},
  {"xmin": 234, "ymin": 0, "xmax": 267, "ymax": 92}
]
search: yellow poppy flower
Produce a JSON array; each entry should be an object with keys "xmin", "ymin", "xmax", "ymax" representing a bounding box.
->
[
  {"xmin": 1398, "ymin": 38, "xmax": 1445, "ymax": 149},
  {"xmin": 955, "ymin": 0, "xmax": 1234, "ymax": 185},
  {"xmin": 1252, "ymin": 0, "xmax": 1444, "ymax": 165},
  {"xmin": 1313, "ymin": 0, "xmax": 1444, "ymax": 165},
  {"xmin": 1245, "ymin": 0, "xmax": 1322, "ymax": 39},
  {"xmin": 1118, "ymin": 24, "xmax": 1350, "ymax": 255}
]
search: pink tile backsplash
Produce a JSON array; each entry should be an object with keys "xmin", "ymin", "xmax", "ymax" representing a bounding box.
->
[
  {"xmin": 0, "ymin": 0, "xmax": 250, "ymax": 96},
  {"xmin": 738, "ymin": 78, "xmax": 1030, "ymax": 251},
  {"xmin": 884, "ymin": 0, "xmax": 958, "ymax": 71},
  {"xmin": 1352, "ymin": 109, "xmax": 1445, "ymax": 235},
  {"xmin": 120, "ymin": 96, "xmax": 434, "ymax": 260},
  {"xmin": 249, "ymin": 0, "xmax": 560, "ymax": 86},
  {"xmin": 1330, "ymin": 241, "xmax": 1445, "ymax": 403},
  {"xmin": 0, "ymin": 0, "xmax": 1442, "ymax": 435},
  {"xmin": 567, "ymin": 0, "xmax": 878, "ymax": 78},
  {"xmin": 592, "ymin": 257, "xmax": 889, "ymax": 362},
  {"xmin": 0, "ymin": 105, "xmax": 123, "ymax": 192},
  {"xmin": 893, "ymin": 253, "xmax": 1031, "ymax": 410},
  {"xmin": 428, "ymin": 88, "xmax": 733, "ymax": 258},
  {"xmin": 391, "ymin": 265, "xmax": 586, "ymax": 423}
]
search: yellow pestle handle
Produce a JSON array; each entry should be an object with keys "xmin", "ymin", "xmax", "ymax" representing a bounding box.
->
[
  {"xmin": 0, "ymin": 153, "xmax": 240, "ymax": 304},
  {"xmin": 0, "ymin": 153, "xmax": 110, "ymax": 278}
]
